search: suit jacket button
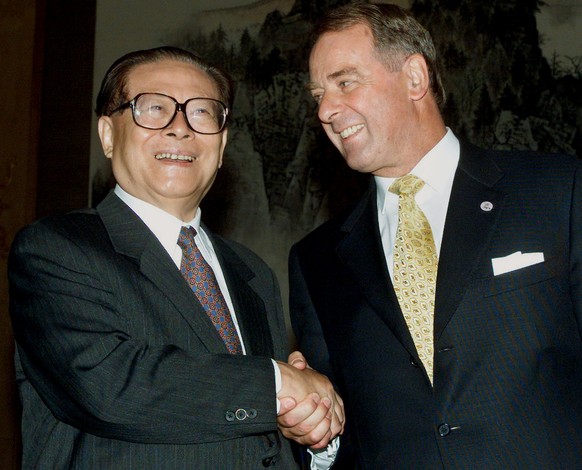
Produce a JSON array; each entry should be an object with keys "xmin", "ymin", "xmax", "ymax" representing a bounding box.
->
[
  {"xmin": 410, "ymin": 356, "xmax": 420, "ymax": 367},
  {"xmin": 225, "ymin": 411, "xmax": 235, "ymax": 422},
  {"xmin": 262, "ymin": 457, "xmax": 274, "ymax": 467},
  {"xmin": 438, "ymin": 423, "xmax": 451, "ymax": 437},
  {"xmin": 235, "ymin": 408, "xmax": 248, "ymax": 420},
  {"xmin": 247, "ymin": 408, "xmax": 258, "ymax": 419}
]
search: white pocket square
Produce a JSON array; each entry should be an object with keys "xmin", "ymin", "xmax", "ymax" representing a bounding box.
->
[{"xmin": 491, "ymin": 251, "xmax": 544, "ymax": 276}]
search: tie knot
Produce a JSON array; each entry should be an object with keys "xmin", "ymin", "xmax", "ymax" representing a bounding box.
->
[
  {"xmin": 178, "ymin": 226, "xmax": 197, "ymax": 251},
  {"xmin": 389, "ymin": 174, "xmax": 425, "ymax": 197}
]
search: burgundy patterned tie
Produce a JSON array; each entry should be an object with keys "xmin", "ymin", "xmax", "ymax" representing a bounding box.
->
[{"xmin": 177, "ymin": 226, "xmax": 242, "ymax": 354}]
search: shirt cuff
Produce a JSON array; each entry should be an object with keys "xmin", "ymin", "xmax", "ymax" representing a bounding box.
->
[
  {"xmin": 272, "ymin": 359, "xmax": 281, "ymax": 414},
  {"xmin": 308, "ymin": 436, "xmax": 340, "ymax": 470}
]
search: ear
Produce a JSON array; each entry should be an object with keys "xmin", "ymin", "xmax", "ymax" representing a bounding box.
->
[
  {"xmin": 217, "ymin": 128, "xmax": 228, "ymax": 169},
  {"xmin": 98, "ymin": 116, "xmax": 114, "ymax": 159},
  {"xmin": 404, "ymin": 54, "xmax": 430, "ymax": 101}
]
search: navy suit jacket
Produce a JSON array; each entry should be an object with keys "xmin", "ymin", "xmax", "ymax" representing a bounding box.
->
[
  {"xmin": 290, "ymin": 142, "xmax": 582, "ymax": 469},
  {"xmin": 9, "ymin": 192, "xmax": 298, "ymax": 469}
]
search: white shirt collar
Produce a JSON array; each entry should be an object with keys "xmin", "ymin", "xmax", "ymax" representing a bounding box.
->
[
  {"xmin": 113, "ymin": 185, "xmax": 201, "ymax": 256},
  {"xmin": 375, "ymin": 128, "xmax": 459, "ymax": 212}
]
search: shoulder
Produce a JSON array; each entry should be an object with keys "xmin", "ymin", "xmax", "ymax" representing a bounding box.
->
[
  {"xmin": 13, "ymin": 208, "xmax": 103, "ymax": 244},
  {"xmin": 9, "ymin": 208, "xmax": 111, "ymax": 262},
  {"xmin": 293, "ymin": 185, "xmax": 375, "ymax": 255},
  {"xmin": 499, "ymin": 150, "xmax": 578, "ymax": 172},
  {"xmin": 459, "ymin": 140, "xmax": 581, "ymax": 192},
  {"xmin": 461, "ymin": 140, "xmax": 580, "ymax": 173}
]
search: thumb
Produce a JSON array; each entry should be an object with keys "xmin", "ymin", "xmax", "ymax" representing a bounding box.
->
[{"xmin": 288, "ymin": 350, "xmax": 308, "ymax": 370}]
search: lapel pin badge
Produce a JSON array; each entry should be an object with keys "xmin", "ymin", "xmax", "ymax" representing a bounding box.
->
[{"xmin": 480, "ymin": 201, "xmax": 494, "ymax": 212}]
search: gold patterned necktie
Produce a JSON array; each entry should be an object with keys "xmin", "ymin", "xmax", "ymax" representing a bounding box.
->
[
  {"xmin": 389, "ymin": 175, "xmax": 438, "ymax": 383},
  {"xmin": 178, "ymin": 226, "xmax": 243, "ymax": 355}
]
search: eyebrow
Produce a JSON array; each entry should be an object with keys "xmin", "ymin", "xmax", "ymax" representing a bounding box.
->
[{"xmin": 306, "ymin": 67, "xmax": 361, "ymax": 91}]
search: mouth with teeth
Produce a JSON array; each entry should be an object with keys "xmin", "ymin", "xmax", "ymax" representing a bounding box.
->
[
  {"xmin": 340, "ymin": 124, "xmax": 365, "ymax": 139},
  {"xmin": 154, "ymin": 153, "xmax": 198, "ymax": 162}
]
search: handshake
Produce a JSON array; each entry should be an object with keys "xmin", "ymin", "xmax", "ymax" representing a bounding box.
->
[{"xmin": 276, "ymin": 352, "xmax": 345, "ymax": 449}]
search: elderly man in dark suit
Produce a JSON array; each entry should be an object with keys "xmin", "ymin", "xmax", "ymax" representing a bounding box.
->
[
  {"xmin": 289, "ymin": 3, "xmax": 582, "ymax": 469},
  {"xmin": 9, "ymin": 46, "xmax": 343, "ymax": 469}
]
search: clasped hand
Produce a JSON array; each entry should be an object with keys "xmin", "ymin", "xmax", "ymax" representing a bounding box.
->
[{"xmin": 276, "ymin": 351, "xmax": 345, "ymax": 449}]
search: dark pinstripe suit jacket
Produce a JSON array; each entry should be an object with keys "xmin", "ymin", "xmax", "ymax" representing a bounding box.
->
[
  {"xmin": 290, "ymin": 143, "xmax": 582, "ymax": 469},
  {"xmin": 9, "ymin": 192, "xmax": 298, "ymax": 469}
]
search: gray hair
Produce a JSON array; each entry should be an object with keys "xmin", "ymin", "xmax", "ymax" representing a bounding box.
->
[{"xmin": 311, "ymin": 2, "xmax": 446, "ymax": 106}]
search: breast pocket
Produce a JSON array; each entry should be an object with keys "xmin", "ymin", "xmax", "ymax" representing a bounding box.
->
[{"xmin": 483, "ymin": 256, "xmax": 560, "ymax": 298}]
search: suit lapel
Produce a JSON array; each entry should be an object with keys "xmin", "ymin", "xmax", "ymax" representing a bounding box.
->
[
  {"xmin": 336, "ymin": 187, "xmax": 419, "ymax": 355},
  {"xmin": 211, "ymin": 235, "xmax": 274, "ymax": 357},
  {"xmin": 96, "ymin": 192, "xmax": 227, "ymax": 353},
  {"xmin": 336, "ymin": 143, "xmax": 507, "ymax": 354},
  {"xmin": 434, "ymin": 142, "xmax": 505, "ymax": 340}
]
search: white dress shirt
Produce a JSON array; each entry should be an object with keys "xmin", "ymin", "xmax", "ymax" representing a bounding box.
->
[{"xmin": 375, "ymin": 128, "xmax": 460, "ymax": 279}]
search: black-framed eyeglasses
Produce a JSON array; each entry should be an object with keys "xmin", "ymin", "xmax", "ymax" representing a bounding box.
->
[{"xmin": 111, "ymin": 93, "xmax": 228, "ymax": 135}]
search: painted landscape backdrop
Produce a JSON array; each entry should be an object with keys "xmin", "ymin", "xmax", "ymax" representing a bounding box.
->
[{"xmin": 92, "ymin": 0, "xmax": 581, "ymax": 316}]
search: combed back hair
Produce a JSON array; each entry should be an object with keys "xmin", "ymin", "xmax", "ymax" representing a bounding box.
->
[
  {"xmin": 95, "ymin": 46, "xmax": 234, "ymax": 117},
  {"xmin": 311, "ymin": 2, "xmax": 446, "ymax": 106}
]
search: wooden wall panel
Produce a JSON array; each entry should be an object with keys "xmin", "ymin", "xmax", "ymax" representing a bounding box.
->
[
  {"xmin": 0, "ymin": 2, "xmax": 41, "ymax": 468},
  {"xmin": 0, "ymin": 1, "xmax": 95, "ymax": 468}
]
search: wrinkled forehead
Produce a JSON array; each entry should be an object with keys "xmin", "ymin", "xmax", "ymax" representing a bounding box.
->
[
  {"xmin": 309, "ymin": 25, "xmax": 377, "ymax": 80},
  {"xmin": 126, "ymin": 59, "xmax": 219, "ymax": 99}
]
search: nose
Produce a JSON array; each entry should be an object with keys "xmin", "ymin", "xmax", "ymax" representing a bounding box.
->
[
  {"xmin": 164, "ymin": 110, "xmax": 194, "ymax": 139},
  {"xmin": 317, "ymin": 92, "xmax": 341, "ymax": 124}
]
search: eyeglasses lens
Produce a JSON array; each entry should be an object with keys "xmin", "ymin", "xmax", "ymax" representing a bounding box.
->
[{"xmin": 133, "ymin": 94, "xmax": 226, "ymax": 134}]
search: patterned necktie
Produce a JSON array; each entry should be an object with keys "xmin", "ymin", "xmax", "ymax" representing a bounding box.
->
[
  {"xmin": 389, "ymin": 175, "xmax": 438, "ymax": 383},
  {"xmin": 177, "ymin": 226, "xmax": 242, "ymax": 355}
]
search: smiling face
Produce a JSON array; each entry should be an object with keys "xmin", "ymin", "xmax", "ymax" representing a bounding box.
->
[
  {"xmin": 98, "ymin": 59, "xmax": 228, "ymax": 221},
  {"xmin": 309, "ymin": 24, "xmax": 442, "ymax": 177}
]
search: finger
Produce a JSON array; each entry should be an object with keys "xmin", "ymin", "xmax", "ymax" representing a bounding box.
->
[
  {"xmin": 300, "ymin": 414, "xmax": 334, "ymax": 448},
  {"xmin": 280, "ymin": 399, "xmax": 330, "ymax": 439},
  {"xmin": 277, "ymin": 393, "xmax": 320, "ymax": 428},
  {"xmin": 308, "ymin": 427, "xmax": 334, "ymax": 450},
  {"xmin": 330, "ymin": 410, "xmax": 343, "ymax": 437},
  {"xmin": 320, "ymin": 396, "xmax": 340, "ymax": 437},
  {"xmin": 330, "ymin": 393, "xmax": 346, "ymax": 434},
  {"xmin": 277, "ymin": 396, "xmax": 297, "ymax": 416},
  {"xmin": 288, "ymin": 351, "xmax": 308, "ymax": 370},
  {"xmin": 281, "ymin": 406, "xmax": 332, "ymax": 447}
]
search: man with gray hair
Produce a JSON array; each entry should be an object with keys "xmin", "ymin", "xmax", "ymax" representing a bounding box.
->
[{"xmin": 290, "ymin": 3, "xmax": 582, "ymax": 468}]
